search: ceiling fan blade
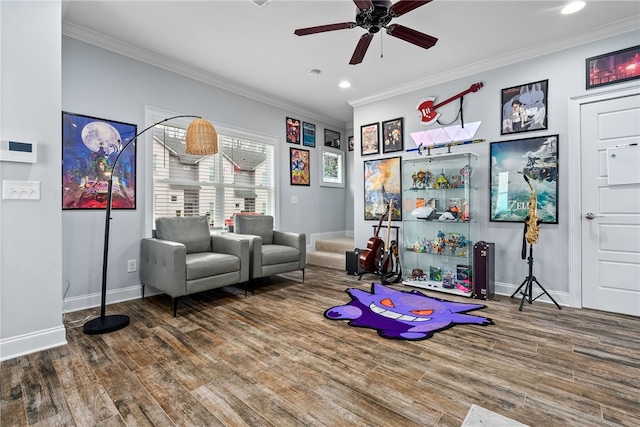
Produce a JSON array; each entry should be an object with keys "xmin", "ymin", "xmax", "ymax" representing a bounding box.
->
[
  {"xmin": 349, "ymin": 33, "xmax": 374, "ymax": 65},
  {"xmin": 353, "ymin": 0, "xmax": 374, "ymax": 11},
  {"xmin": 386, "ymin": 24, "xmax": 437, "ymax": 49},
  {"xmin": 294, "ymin": 22, "xmax": 356, "ymax": 36},
  {"xmin": 390, "ymin": 0, "xmax": 433, "ymax": 17}
]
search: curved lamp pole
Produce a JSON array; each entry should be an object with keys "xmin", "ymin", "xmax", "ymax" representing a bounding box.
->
[{"xmin": 83, "ymin": 115, "xmax": 218, "ymax": 334}]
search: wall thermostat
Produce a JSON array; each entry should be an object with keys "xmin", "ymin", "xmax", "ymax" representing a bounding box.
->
[{"xmin": 0, "ymin": 140, "xmax": 37, "ymax": 163}]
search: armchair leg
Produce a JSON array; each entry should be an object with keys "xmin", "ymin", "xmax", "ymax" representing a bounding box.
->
[
  {"xmin": 172, "ymin": 297, "xmax": 179, "ymax": 317},
  {"xmin": 142, "ymin": 284, "xmax": 146, "ymax": 299},
  {"xmin": 302, "ymin": 268, "xmax": 305, "ymax": 282}
]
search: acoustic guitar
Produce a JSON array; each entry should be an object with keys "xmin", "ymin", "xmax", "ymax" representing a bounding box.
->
[
  {"xmin": 380, "ymin": 199, "xmax": 395, "ymax": 275},
  {"xmin": 359, "ymin": 203, "xmax": 390, "ymax": 272}
]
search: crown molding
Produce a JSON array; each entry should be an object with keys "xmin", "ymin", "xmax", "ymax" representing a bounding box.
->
[
  {"xmin": 62, "ymin": 21, "xmax": 346, "ymax": 129},
  {"xmin": 349, "ymin": 17, "xmax": 639, "ymax": 108}
]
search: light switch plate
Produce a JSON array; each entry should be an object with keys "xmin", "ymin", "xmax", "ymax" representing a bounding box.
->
[{"xmin": 2, "ymin": 180, "xmax": 41, "ymax": 200}]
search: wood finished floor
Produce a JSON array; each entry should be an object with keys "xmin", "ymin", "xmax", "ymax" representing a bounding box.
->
[{"xmin": 2, "ymin": 265, "xmax": 639, "ymax": 426}]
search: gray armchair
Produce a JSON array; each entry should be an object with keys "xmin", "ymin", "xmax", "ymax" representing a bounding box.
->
[
  {"xmin": 140, "ymin": 216, "xmax": 249, "ymax": 316},
  {"xmin": 233, "ymin": 215, "xmax": 306, "ymax": 283}
]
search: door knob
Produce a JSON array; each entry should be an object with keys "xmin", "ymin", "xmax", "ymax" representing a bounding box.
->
[{"xmin": 585, "ymin": 212, "xmax": 597, "ymax": 220}]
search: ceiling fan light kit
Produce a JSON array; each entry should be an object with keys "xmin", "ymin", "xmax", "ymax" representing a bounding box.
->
[{"xmin": 295, "ymin": 0, "xmax": 437, "ymax": 65}]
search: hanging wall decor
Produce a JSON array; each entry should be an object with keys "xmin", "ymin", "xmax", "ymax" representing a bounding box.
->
[
  {"xmin": 586, "ymin": 45, "xmax": 640, "ymax": 89},
  {"xmin": 324, "ymin": 128, "xmax": 341, "ymax": 148},
  {"xmin": 361, "ymin": 122, "xmax": 380, "ymax": 156},
  {"xmin": 320, "ymin": 147, "xmax": 344, "ymax": 188},
  {"xmin": 290, "ymin": 147, "xmax": 310, "ymax": 186},
  {"xmin": 382, "ymin": 117, "xmax": 404, "ymax": 153},
  {"xmin": 363, "ymin": 156, "xmax": 402, "ymax": 220},
  {"xmin": 62, "ymin": 111, "xmax": 137, "ymax": 210},
  {"xmin": 490, "ymin": 134, "xmax": 559, "ymax": 223},
  {"xmin": 500, "ymin": 79, "xmax": 548, "ymax": 135},
  {"xmin": 286, "ymin": 117, "xmax": 301, "ymax": 144},
  {"xmin": 302, "ymin": 122, "xmax": 316, "ymax": 147}
]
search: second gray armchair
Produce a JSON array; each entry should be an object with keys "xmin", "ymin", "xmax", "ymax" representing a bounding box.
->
[{"xmin": 233, "ymin": 214, "xmax": 306, "ymax": 282}]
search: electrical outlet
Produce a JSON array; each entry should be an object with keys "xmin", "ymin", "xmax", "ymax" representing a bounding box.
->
[{"xmin": 127, "ymin": 259, "xmax": 137, "ymax": 273}]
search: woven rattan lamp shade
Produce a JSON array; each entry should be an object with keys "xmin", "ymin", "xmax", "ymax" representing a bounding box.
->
[{"xmin": 185, "ymin": 118, "xmax": 218, "ymax": 155}]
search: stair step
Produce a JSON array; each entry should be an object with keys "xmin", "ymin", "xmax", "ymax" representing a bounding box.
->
[
  {"xmin": 314, "ymin": 237, "xmax": 354, "ymax": 255},
  {"xmin": 306, "ymin": 251, "xmax": 347, "ymax": 271}
]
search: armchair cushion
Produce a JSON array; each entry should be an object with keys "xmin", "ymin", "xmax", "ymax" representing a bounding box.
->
[
  {"xmin": 185, "ymin": 252, "xmax": 241, "ymax": 281},
  {"xmin": 262, "ymin": 245, "xmax": 301, "ymax": 266},
  {"xmin": 156, "ymin": 216, "xmax": 211, "ymax": 254},
  {"xmin": 234, "ymin": 215, "xmax": 274, "ymax": 245}
]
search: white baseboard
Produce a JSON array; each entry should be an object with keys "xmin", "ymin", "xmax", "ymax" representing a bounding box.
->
[
  {"xmin": 63, "ymin": 284, "xmax": 160, "ymax": 314},
  {"xmin": 495, "ymin": 281, "xmax": 570, "ymax": 307},
  {"xmin": 0, "ymin": 326, "xmax": 67, "ymax": 362}
]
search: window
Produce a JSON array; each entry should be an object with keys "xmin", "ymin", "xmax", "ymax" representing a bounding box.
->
[{"xmin": 151, "ymin": 123, "xmax": 275, "ymax": 229}]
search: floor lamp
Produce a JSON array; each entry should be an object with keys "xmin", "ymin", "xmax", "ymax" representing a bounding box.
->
[{"xmin": 83, "ymin": 115, "xmax": 219, "ymax": 334}]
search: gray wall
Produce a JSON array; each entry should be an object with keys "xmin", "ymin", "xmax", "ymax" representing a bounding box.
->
[
  {"xmin": 0, "ymin": 1, "xmax": 65, "ymax": 360},
  {"xmin": 61, "ymin": 36, "xmax": 348, "ymax": 306},
  {"xmin": 349, "ymin": 30, "xmax": 640, "ymax": 303}
]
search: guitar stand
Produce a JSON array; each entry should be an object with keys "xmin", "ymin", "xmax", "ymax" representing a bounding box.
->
[{"xmin": 511, "ymin": 243, "xmax": 561, "ymax": 311}]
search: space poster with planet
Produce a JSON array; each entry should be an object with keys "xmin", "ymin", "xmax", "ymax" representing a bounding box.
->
[{"xmin": 62, "ymin": 112, "xmax": 137, "ymax": 209}]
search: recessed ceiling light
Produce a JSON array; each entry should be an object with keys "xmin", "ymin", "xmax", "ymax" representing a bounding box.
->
[
  {"xmin": 339, "ymin": 81, "xmax": 351, "ymax": 89},
  {"xmin": 561, "ymin": 1, "xmax": 585, "ymax": 15}
]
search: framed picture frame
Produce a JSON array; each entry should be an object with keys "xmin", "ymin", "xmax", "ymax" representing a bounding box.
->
[
  {"xmin": 586, "ymin": 45, "xmax": 640, "ymax": 89},
  {"xmin": 363, "ymin": 156, "xmax": 402, "ymax": 221},
  {"xmin": 62, "ymin": 111, "xmax": 138, "ymax": 210},
  {"xmin": 290, "ymin": 147, "xmax": 310, "ymax": 186},
  {"xmin": 320, "ymin": 147, "xmax": 344, "ymax": 188},
  {"xmin": 500, "ymin": 79, "xmax": 548, "ymax": 135},
  {"xmin": 324, "ymin": 129, "xmax": 341, "ymax": 148},
  {"xmin": 490, "ymin": 134, "xmax": 559, "ymax": 224},
  {"xmin": 361, "ymin": 122, "xmax": 380, "ymax": 156},
  {"xmin": 381, "ymin": 117, "xmax": 404, "ymax": 153},
  {"xmin": 302, "ymin": 122, "xmax": 316, "ymax": 147},
  {"xmin": 286, "ymin": 117, "xmax": 301, "ymax": 144},
  {"xmin": 347, "ymin": 135, "xmax": 354, "ymax": 152}
]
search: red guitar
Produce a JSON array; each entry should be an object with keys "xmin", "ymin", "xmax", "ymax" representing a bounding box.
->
[
  {"xmin": 417, "ymin": 82, "xmax": 484, "ymax": 125},
  {"xmin": 359, "ymin": 204, "xmax": 390, "ymax": 272}
]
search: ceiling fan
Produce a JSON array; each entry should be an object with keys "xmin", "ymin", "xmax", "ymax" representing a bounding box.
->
[{"xmin": 294, "ymin": 0, "xmax": 438, "ymax": 65}]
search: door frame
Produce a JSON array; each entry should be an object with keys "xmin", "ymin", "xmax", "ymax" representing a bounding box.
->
[{"xmin": 567, "ymin": 84, "xmax": 640, "ymax": 309}]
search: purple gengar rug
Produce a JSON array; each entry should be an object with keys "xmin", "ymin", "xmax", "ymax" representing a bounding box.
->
[{"xmin": 324, "ymin": 282, "xmax": 493, "ymax": 340}]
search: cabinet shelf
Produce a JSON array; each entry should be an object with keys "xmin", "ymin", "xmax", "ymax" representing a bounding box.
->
[{"xmin": 401, "ymin": 153, "xmax": 478, "ymax": 298}]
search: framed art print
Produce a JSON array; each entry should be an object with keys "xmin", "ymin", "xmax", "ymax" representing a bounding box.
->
[
  {"xmin": 363, "ymin": 156, "xmax": 401, "ymax": 221},
  {"xmin": 290, "ymin": 147, "xmax": 310, "ymax": 186},
  {"xmin": 324, "ymin": 129, "xmax": 341, "ymax": 149},
  {"xmin": 302, "ymin": 122, "xmax": 316, "ymax": 147},
  {"xmin": 490, "ymin": 134, "xmax": 559, "ymax": 223},
  {"xmin": 62, "ymin": 111, "xmax": 138, "ymax": 210},
  {"xmin": 348, "ymin": 135, "xmax": 354, "ymax": 152},
  {"xmin": 361, "ymin": 122, "xmax": 380, "ymax": 156},
  {"xmin": 286, "ymin": 117, "xmax": 301, "ymax": 144},
  {"xmin": 382, "ymin": 117, "xmax": 404, "ymax": 153},
  {"xmin": 586, "ymin": 45, "xmax": 640, "ymax": 89},
  {"xmin": 320, "ymin": 147, "xmax": 344, "ymax": 188},
  {"xmin": 500, "ymin": 79, "xmax": 548, "ymax": 135}
]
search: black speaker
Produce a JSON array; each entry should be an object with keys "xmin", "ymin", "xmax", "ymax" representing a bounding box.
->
[
  {"xmin": 473, "ymin": 241, "xmax": 495, "ymax": 300},
  {"xmin": 346, "ymin": 249, "xmax": 363, "ymax": 275}
]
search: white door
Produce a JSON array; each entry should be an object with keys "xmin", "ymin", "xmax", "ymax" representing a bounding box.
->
[{"xmin": 580, "ymin": 92, "xmax": 640, "ymax": 316}]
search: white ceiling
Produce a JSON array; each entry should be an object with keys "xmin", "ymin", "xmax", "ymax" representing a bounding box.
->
[{"xmin": 61, "ymin": 0, "xmax": 640, "ymax": 127}]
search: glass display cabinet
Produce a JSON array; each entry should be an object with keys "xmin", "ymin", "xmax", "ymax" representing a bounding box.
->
[{"xmin": 401, "ymin": 153, "xmax": 478, "ymax": 297}]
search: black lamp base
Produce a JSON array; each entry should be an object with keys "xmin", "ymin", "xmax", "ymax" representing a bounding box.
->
[{"xmin": 83, "ymin": 314, "xmax": 130, "ymax": 335}]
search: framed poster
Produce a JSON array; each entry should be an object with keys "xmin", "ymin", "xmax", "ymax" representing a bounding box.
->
[
  {"xmin": 348, "ymin": 135, "xmax": 354, "ymax": 152},
  {"xmin": 302, "ymin": 122, "xmax": 316, "ymax": 147},
  {"xmin": 286, "ymin": 117, "xmax": 301, "ymax": 144},
  {"xmin": 381, "ymin": 117, "xmax": 404, "ymax": 153},
  {"xmin": 320, "ymin": 147, "xmax": 344, "ymax": 188},
  {"xmin": 490, "ymin": 134, "xmax": 559, "ymax": 223},
  {"xmin": 290, "ymin": 147, "xmax": 310, "ymax": 186},
  {"xmin": 62, "ymin": 111, "xmax": 138, "ymax": 210},
  {"xmin": 500, "ymin": 79, "xmax": 548, "ymax": 135},
  {"xmin": 324, "ymin": 129, "xmax": 341, "ymax": 148},
  {"xmin": 586, "ymin": 45, "xmax": 640, "ymax": 89},
  {"xmin": 364, "ymin": 156, "xmax": 402, "ymax": 221},
  {"xmin": 361, "ymin": 122, "xmax": 379, "ymax": 156}
]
